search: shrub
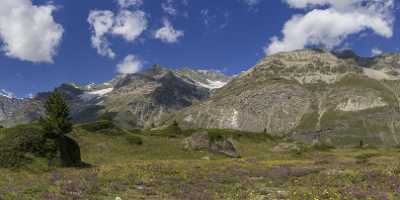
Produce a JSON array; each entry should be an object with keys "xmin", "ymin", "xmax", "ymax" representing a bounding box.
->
[
  {"xmin": 0, "ymin": 124, "xmax": 57, "ymax": 168},
  {"xmin": 355, "ymin": 153, "xmax": 380, "ymax": 164},
  {"xmin": 125, "ymin": 134, "xmax": 143, "ymax": 145},
  {"xmin": 163, "ymin": 121, "xmax": 182, "ymax": 135},
  {"xmin": 311, "ymin": 143, "xmax": 335, "ymax": 151},
  {"xmin": 78, "ymin": 120, "xmax": 116, "ymax": 132}
]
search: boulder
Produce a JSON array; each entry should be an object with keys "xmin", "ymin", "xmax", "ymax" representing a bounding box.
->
[
  {"xmin": 271, "ymin": 143, "xmax": 301, "ymax": 153},
  {"xmin": 183, "ymin": 131, "xmax": 210, "ymax": 150},
  {"xmin": 183, "ymin": 131, "xmax": 240, "ymax": 158},
  {"xmin": 209, "ymin": 138, "xmax": 239, "ymax": 158},
  {"xmin": 55, "ymin": 136, "xmax": 83, "ymax": 167}
]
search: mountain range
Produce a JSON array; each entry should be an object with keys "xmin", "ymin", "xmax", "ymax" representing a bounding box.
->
[{"xmin": 3, "ymin": 49, "xmax": 400, "ymax": 146}]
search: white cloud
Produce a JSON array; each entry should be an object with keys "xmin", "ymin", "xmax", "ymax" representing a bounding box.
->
[
  {"xmin": 117, "ymin": 54, "xmax": 142, "ymax": 74},
  {"xmin": 371, "ymin": 47, "xmax": 383, "ymax": 56},
  {"xmin": 162, "ymin": 0, "xmax": 178, "ymax": 16},
  {"xmin": 112, "ymin": 10, "xmax": 147, "ymax": 42},
  {"xmin": 117, "ymin": 0, "xmax": 143, "ymax": 8},
  {"xmin": 0, "ymin": 0, "xmax": 64, "ymax": 63},
  {"xmin": 241, "ymin": 0, "xmax": 262, "ymax": 6},
  {"xmin": 88, "ymin": 10, "xmax": 147, "ymax": 58},
  {"xmin": 266, "ymin": 0, "xmax": 394, "ymax": 55},
  {"xmin": 88, "ymin": 10, "xmax": 116, "ymax": 58},
  {"xmin": 154, "ymin": 19, "xmax": 184, "ymax": 43}
]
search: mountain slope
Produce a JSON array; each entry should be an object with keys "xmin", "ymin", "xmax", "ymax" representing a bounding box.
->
[
  {"xmin": 172, "ymin": 49, "xmax": 400, "ymax": 146},
  {"xmin": 0, "ymin": 66, "xmax": 232, "ymax": 129}
]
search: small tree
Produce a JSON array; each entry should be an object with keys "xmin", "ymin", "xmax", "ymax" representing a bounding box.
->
[
  {"xmin": 40, "ymin": 91, "xmax": 82, "ymax": 167},
  {"xmin": 40, "ymin": 91, "xmax": 72, "ymax": 137},
  {"xmin": 166, "ymin": 120, "xmax": 182, "ymax": 135},
  {"xmin": 359, "ymin": 140, "xmax": 364, "ymax": 148}
]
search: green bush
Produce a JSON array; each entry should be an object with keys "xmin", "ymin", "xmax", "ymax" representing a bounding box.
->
[
  {"xmin": 0, "ymin": 124, "xmax": 57, "ymax": 168},
  {"xmin": 310, "ymin": 143, "xmax": 335, "ymax": 151},
  {"xmin": 77, "ymin": 120, "xmax": 116, "ymax": 132},
  {"xmin": 355, "ymin": 152, "xmax": 380, "ymax": 164},
  {"xmin": 125, "ymin": 134, "xmax": 143, "ymax": 145},
  {"xmin": 165, "ymin": 121, "xmax": 182, "ymax": 135}
]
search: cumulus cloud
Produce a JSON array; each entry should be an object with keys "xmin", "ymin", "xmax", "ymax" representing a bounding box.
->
[
  {"xmin": 0, "ymin": 0, "xmax": 64, "ymax": 63},
  {"xmin": 112, "ymin": 10, "xmax": 147, "ymax": 42},
  {"xmin": 154, "ymin": 19, "xmax": 184, "ymax": 43},
  {"xmin": 266, "ymin": 0, "xmax": 394, "ymax": 55},
  {"xmin": 88, "ymin": 10, "xmax": 147, "ymax": 58},
  {"xmin": 88, "ymin": 10, "xmax": 115, "ymax": 58},
  {"xmin": 117, "ymin": 54, "xmax": 142, "ymax": 74},
  {"xmin": 241, "ymin": 0, "xmax": 262, "ymax": 6},
  {"xmin": 116, "ymin": 0, "xmax": 143, "ymax": 8},
  {"xmin": 162, "ymin": 0, "xmax": 178, "ymax": 16},
  {"xmin": 371, "ymin": 47, "xmax": 383, "ymax": 56}
]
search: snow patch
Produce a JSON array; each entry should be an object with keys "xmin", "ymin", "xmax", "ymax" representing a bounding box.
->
[
  {"xmin": 0, "ymin": 89, "xmax": 15, "ymax": 98},
  {"xmin": 196, "ymin": 79, "xmax": 228, "ymax": 89},
  {"xmin": 80, "ymin": 88, "xmax": 114, "ymax": 101},
  {"xmin": 85, "ymin": 83, "xmax": 96, "ymax": 90}
]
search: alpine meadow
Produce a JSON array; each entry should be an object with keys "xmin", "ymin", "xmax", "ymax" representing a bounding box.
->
[{"xmin": 1, "ymin": 0, "xmax": 400, "ymax": 199}]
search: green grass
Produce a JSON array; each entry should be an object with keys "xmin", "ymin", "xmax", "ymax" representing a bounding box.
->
[{"xmin": 2, "ymin": 126, "xmax": 400, "ymax": 199}]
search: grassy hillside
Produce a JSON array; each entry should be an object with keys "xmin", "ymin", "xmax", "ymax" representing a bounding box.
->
[{"xmin": 0, "ymin": 124, "xmax": 400, "ymax": 199}]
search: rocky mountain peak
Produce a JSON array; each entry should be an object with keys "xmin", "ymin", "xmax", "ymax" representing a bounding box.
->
[
  {"xmin": 238, "ymin": 49, "xmax": 361, "ymax": 85},
  {"xmin": 0, "ymin": 89, "xmax": 15, "ymax": 99},
  {"xmin": 141, "ymin": 64, "xmax": 170, "ymax": 79},
  {"xmin": 174, "ymin": 68, "xmax": 231, "ymax": 90}
]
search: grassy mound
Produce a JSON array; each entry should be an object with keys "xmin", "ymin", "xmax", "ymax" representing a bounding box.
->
[
  {"xmin": 0, "ymin": 124, "xmax": 57, "ymax": 168},
  {"xmin": 75, "ymin": 120, "xmax": 143, "ymax": 145},
  {"xmin": 76, "ymin": 120, "xmax": 117, "ymax": 133}
]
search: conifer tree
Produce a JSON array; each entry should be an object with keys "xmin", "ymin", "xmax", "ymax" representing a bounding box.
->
[{"xmin": 40, "ymin": 91, "xmax": 72, "ymax": 137}]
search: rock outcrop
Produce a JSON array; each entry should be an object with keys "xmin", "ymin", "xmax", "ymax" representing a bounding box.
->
[{"xmin": 183, "ymin": 131, "xmax": 239, "ymax": 157}]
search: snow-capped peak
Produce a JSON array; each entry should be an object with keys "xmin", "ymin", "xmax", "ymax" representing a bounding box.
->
[{"xmin": 0, "ymin": 89, "xmax": 15, "ymax": 98}]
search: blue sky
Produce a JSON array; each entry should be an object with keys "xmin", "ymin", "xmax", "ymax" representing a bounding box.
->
[{"xmin": 0, "ymin": 0, "xmax": 399, "ymax": 97}]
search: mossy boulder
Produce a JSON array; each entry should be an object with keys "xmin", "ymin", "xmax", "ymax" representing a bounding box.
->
[{"xmin": 50, "ymin": 136, "xmax": 82, "ymax": 167}]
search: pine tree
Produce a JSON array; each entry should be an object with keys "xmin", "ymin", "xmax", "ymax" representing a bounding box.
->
[
  {"xmin": 40, "ymin": 91, "xmax": 72, "ymax": 137},
  {"xmin": 40, "ymin": 91, "xmax": 82, "ymax": 167}
]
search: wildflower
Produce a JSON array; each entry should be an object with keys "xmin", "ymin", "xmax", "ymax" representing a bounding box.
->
[{"xmin": 115, "ymin": 197, "xmax": 122, "ymax": 200}]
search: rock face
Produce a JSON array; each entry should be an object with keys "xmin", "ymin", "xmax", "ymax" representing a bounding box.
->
[
  {"xmin": 183, "ymin": 131, "xmax": 239, "ymax": 157},
  {"xmin": 0, "ymin": 96, "xmax": 43, "ymax": 127},
  {"xmin": 173, "ymin": 49, "xmax": 400, "ymax": 146}
]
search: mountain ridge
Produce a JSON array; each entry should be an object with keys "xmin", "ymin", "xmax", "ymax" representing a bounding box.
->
[
  {"xmin": 3, "ymin": 49, "xmax": 400, "ymax": 146},
  {"xmin": 0, "ymin": 66, "xmax": 232, "ymax": 128}
]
